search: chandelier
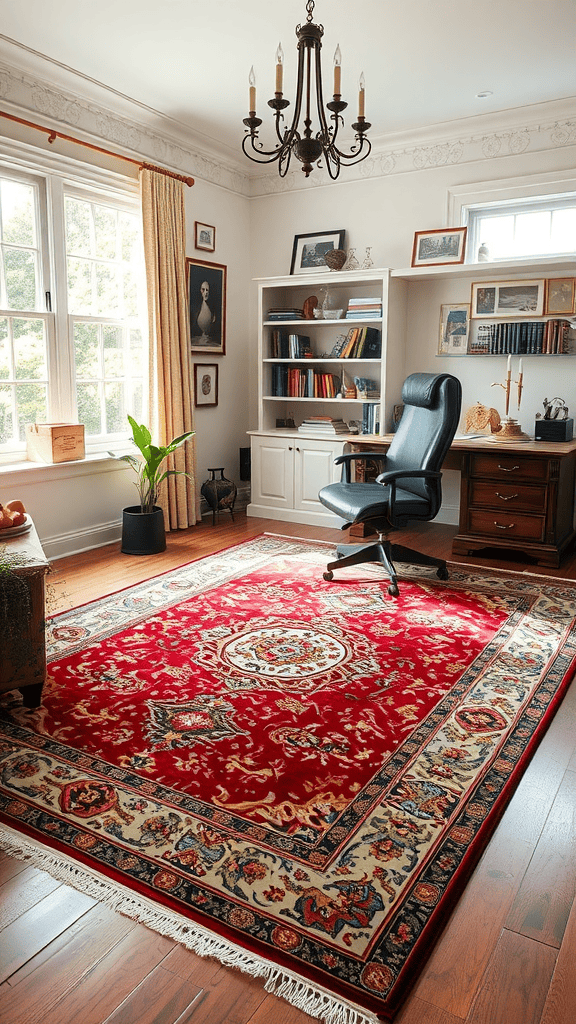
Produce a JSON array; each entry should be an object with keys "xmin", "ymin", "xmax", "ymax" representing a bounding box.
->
[{"xmin": 242, "ymin": 0, "xmax": 371, "ymax": 179}]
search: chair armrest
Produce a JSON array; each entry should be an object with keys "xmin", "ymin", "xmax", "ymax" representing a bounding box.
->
[
  {"xmin": 334, "ymin": 451, "xmax": 388, "ymax": 482},
  {"xmin": 375, "ymin": 468, "xmax": 442, "ymax": 505}
]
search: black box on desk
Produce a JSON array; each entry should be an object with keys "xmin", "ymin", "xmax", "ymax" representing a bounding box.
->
[{"xmin": 534, "ymin": 418, "xmax": 574, "ymax": 442}]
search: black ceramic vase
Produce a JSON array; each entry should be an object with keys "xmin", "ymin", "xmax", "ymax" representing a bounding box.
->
[
  {"xmin": 121, "ymin": 505, "xmax": 166, "ymax": 555},
  {"xmin": 201, "ymin": 468, "xmax": 237, "ymax": 525}
]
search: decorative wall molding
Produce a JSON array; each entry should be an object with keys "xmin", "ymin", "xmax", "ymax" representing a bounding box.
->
[{"xmin": 0, "ymin": 36, "xmax": 574, "ymax": 201}]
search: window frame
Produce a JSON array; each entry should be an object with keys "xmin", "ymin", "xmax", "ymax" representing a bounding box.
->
[{"xmin": 0, "ymin": 143, "xmax": 146, "ymax": 464}]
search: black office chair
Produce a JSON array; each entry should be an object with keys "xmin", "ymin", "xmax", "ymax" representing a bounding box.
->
[{"xmin": 318, "ymin": 372, "xmax": 462, "ymax": 596}]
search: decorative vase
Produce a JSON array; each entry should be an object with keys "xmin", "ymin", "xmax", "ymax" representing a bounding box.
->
[
  {"xmin": 121, "ymin": 505, "xmax": 166, "ymax": 555},
  {"xmin": 201, "ymin": 468, "xmax": 237, "ymax": 525}
]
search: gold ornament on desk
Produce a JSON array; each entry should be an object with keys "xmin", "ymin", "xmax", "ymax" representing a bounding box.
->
[{"xmin": 489, "ymin": 356, "xmax": 531, "ymax": 442}]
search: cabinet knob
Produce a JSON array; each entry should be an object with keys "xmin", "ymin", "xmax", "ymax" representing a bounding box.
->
[
  {"xmin": 497, "ymin": 464, "xmax": 520, "ymax": 473},
  {"xmin": 494, "ymin": 521, "xmax": 516, "ymax": 530},
  {"xmin": 495, "ymin": 492, "xmax": 519, "ymax": 501}
]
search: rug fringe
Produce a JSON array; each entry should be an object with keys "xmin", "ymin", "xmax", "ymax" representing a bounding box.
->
[{"xmin": 0, "ymin": 825, "xmax": 378, "ymax": 1024}]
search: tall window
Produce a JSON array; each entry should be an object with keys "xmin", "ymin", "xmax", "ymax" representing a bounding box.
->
[{"xmin": 0, "ymin": 165, "xmax": 147, "ymax": 458}]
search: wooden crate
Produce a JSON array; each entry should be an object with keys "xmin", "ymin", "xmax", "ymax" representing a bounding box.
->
[{"xmin": 26, "ymin": 423, "xmax": 85, "ymax": 464}]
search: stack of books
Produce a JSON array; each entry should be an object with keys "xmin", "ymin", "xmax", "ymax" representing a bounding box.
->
[
  {"xmin": 298, "ymin": 416, "xmax": 350, "ymax": 434},
  {"xmin": 267, "ymin": 307, "xmax": 304, "ymax": 321},
  {"xmin": 346, "ymin": 297, "xmax": 382, "ymax": 320}
]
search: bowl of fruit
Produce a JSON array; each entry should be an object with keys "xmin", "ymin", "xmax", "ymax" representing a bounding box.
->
[{"xmin": 0, "ymin": 500, "xmax": 31, "ymax": 536}]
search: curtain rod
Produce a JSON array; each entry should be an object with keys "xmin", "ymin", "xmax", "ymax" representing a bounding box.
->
[{"xmin": 0, "ymin": 110, "xmax": 194, "ymax": 186}]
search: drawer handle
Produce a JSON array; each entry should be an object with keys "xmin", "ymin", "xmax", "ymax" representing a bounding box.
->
[
  {"xmin": 494, "ymin": 521, "xmax": 516, "ymax": 530},
  {"xmin": 497, "ymin": 464, "xmax": 520, "ymax": 472},
  {"xmin": 495, "ymin": 492, "xmax": 519, "ymax": 501}
]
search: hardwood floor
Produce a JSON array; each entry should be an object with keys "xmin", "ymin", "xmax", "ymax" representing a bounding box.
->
[{"xmin": 2, "ymin": 512, "xmax": 576, "ymax": 1024}]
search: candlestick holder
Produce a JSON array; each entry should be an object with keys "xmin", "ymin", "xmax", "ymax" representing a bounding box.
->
[{"xmin": 489, "ymin": 369, "xmax": 531, "ymax": 443}]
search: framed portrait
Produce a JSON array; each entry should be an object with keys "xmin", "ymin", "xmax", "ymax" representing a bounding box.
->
[
  {"xmin": 290, "ymin": 229, "xmax": 345, "ymax": 275},
  {"xmin": 187, "ymin": 257, "xmax": 226, "ymax": 354},
  {"xmin": 544, "ymin": 277, "xmax": 575, "ymax": 315},
  {"xmin": 438, "ymin": 303, "xmax": 470, "ymax": 355},
  {"xmin": 471, "ymin": 279, "xmax": 545, "ymax": 318},
  {"xmin": 411, "ymin": 227, "xmax": 467, "ymax": 268},
  {"xmin": 194, "ymin": 363, "xmax": 218, "ymax": 407},
  {"xmin": 195, "ymin": 221, "xmax": 216, "ymax": 252}
]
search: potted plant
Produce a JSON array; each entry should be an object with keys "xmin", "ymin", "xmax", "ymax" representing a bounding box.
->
[{"xmin": 110, "ymin": 415, "xmax": 195, "ymax": 555}]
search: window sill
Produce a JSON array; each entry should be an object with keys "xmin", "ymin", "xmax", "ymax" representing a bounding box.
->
[{"xmin": 0, "ymin": 449, "xmax": 132, "ymax": 486}]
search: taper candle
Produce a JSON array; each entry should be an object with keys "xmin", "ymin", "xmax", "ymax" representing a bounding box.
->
[
  {"xmin": 249, "ymin": 66, "xmax": 256, "ymax": 111},
  {"xmin": 358, "ymin": 72, "xmax": 365, "ymax": 117},
  {"xmin": 333, "ymin": 45, "xmax": 342, "ymax": 95},
  {"xmin": 275, "ymin": 43, "xmax": 284, "ymax": 93}
]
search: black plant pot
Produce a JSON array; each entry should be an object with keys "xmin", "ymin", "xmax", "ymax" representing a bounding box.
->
[{"xmin": 121, "ymin": 505, "xmax": 166, "ymax": 555}]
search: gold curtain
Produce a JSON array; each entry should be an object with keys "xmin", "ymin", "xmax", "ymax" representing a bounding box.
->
[{"xmin": 140, "ymin": 168, "xmax": 196, "ymax": 529}]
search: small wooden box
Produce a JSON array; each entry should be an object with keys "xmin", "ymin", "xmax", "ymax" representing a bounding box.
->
[{"xmin": 26, "ymin": 423, "xmax": 85, "ymax": 463}]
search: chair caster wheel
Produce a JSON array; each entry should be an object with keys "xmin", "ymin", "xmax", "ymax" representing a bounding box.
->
[
  {"xmin": 388, "ymin": 582, "xmax": 399, "ymax": 597},
  {"xmin": 323, "ymin": 570, "xmax": 334, "ymax": 581},
  {"xmin": 436, "ymin": 567, "xmax": 449, "ymax": 581}
]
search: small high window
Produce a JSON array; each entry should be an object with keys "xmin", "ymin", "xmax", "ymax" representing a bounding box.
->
[{"xmin": 466, "ymin": 194, "xmax": 576, "ymax": 263}]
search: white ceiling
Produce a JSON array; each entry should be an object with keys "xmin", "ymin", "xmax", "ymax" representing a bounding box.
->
[{"xmin": 0, "ymin": 0, "xmax": 575, "ymax": 167}]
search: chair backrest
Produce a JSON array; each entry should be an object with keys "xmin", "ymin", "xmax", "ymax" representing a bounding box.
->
[{"xmin": 385, "ymin": 372, "xmax": 462, "ymax": 510}]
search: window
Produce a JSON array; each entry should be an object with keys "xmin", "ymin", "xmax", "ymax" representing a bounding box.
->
[
  {"xmin": 467, "ymin": 194, "xmax": 576, "ymax": 263},
  {"xmin": 0, "ymin": 162, "xmax": 147, "ymax": 460}
]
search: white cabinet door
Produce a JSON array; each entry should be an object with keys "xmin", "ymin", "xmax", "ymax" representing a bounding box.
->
[
  {"xmin": 293, "ymin": 438, "xmax": 345, "ymax": 512},
  {"xmin": 251, "ymin": 436, "xmax": 294, "ymax": 509}
]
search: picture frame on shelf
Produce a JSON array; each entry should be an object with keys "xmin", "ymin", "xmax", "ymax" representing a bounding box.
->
[
  {"xmin": 411, "ymin": 226, "xmax": 467, "ymax": 268},
  {"xmin": 290, "ymin": 229, "xmax": 346, "ymax": 275},
  {"xmin": 187, "ymin": 257, "xmax": 226, "ymax": 354},
  {"xmin": 438, "ymin": 303, "xmax": 470, "ymax": 355},
  {"xmin": 471, "ymin": 279, "xmax": 545, "ymax": 318},
  {"xmin": 545, "ymin": 277, "xmax": 575, "ymax": 315},
  {"xmin": 194, "ymin": 363, "xmax": 218, "ymax": 407},
  {"xmin": 194, "ymin": 221, "xmax": 216, "ymax": 252}
]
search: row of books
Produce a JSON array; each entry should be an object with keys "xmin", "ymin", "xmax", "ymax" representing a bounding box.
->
[
  {"xmin": 330, "ymin": 326, "xmax": 381, "ymax": 358},
  {"xmin": 361, "ymin": 403, "xmax": 381, "ymax": 435},
  {"xmin": 271, "ymin": 366, "xmax": 341, "ymax": 398},
  {"xmin": 346, "ymin": 296, "xmax": 382, "ymax": 320},
  {"xmin": 298, "ymin": 416, "xmax": 350, "ymax": 434},
  {"xmin": 269, "ymin": 330, "xmax": 311, "ymax": 358},
  {"xmin": 472, "ymin": 318, "xmax": 572, "ymax": 355}
]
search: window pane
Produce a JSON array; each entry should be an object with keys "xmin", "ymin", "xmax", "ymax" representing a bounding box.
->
[
  {"xmin": 74, "ymin": 322, "xmax": 100, "ymax": 379},
  {"xmin": 0, "ymin": 385, "xmax": 14, "ymax": 443},
  {"xmin": 65, "ymin": 197, "xmax": 92, "ymax": 256},
  {"xmin": 130, "ymin": 328, "xmax": 144, "ymax": 376},
  {"xmin": 16, "ymin": 382, "xmax": 47, "ymax": 440},
  {"xmin": 0, "ymin": 319, "xmax": 9, "ymax": 380},
  {"xmin": 4, "ymin": 248, "xmax": 37, "ymax": 309},
  {"xmin": 103, "ymin": 325, "xmax": 124, "ymax": 378},
  {"xmin": 94, "ymin": 205, "xmax": 118, "ymax": 259},
  {"xmin": 120, "ymin": 212, "xmax": 140, "ymax": 261},
  {"xmin": 1, "ymin": 180, "xmax": 35, "ymax": 246},
  {"xmin": 77, "ymin": 382, "xmax": 102, "ymax": 436},
  {"xmin": 13, "ymin": 318, "xmax": 46, "ymax": 380},
  {"xmin": 515, "ymin": 211, "xmax": 551, "ymax": 255},
  {"xmin": 551, "ymin": 208, "xmax": 576, "ymax": 252},
  {"xmin": 95, "ymin": 263, "xmax": 120, "ymax": 316},
  {"xmin": 130, "ymin": 380, "xmax": 143, "ymax": 423},
  {"xmin": 105, "ymin": 380, "xmax": 124, "ymax": 433},
  {"xmin": 477, "ymin": 215, "xmax": 514, "ymax": 259},
  {"xmin": 67, "ymin": 257, "xmax": 93, "ymax": 314}
]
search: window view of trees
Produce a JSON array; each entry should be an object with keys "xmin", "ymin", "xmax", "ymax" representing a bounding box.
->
[{"xmin": 0, "ymin": 170, "xmax": 146, "ymax": 454}]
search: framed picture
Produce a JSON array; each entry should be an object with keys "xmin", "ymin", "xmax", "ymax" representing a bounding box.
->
[
  {"xmin": 187, "ymin": 257, "xmax": 226, "ymax": 354},
  {"xmin": 411, "ymin": 227, "xmax": 467, "ymax": 268},
  {"xmin": 471, "ymin": 279, "xmax": 545, "ymax": 318},
  {"xmin": 438, "ymin": 303, "xmax": 470, "ymax": 355},
  {"xmin": 545, "ymin": 277, "xmax": 575, "ymax": 315},
  {"xmin": 195, "ymin": 221, "xmax": 216, "ymax": 252},
  {"xmin": 290, "ymin": 229, "xmax": 345, "ymax": 275},
  {"xmin": 194, "ymin": 363, "xmax": 218, "ymax": 407}
]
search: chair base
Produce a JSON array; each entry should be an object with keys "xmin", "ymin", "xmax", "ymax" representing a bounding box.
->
[{"xmin": 322, "ymin": 537, "xmax": 449, "ymax": 596}]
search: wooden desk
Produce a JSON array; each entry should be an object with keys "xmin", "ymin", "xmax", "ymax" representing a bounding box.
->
[
  {"xmin": 0, "ymin": 521, "xmax": 49, "ymax": 708},
  {"xmin": 346, "ymin": 435, "xmax": 576, "ymax": 567}
]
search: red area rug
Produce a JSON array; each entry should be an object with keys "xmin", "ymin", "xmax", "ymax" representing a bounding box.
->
[{"xmin": 1, "ymin": 535, "xmax": 575, "ymax": 1022}]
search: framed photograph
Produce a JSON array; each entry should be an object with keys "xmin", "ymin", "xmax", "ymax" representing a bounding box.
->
[
  {"xmin": 471, "ymin": 279, "xmax": 545, "ymax": 318},
  {"xmin": 545, "ymin": 277, "xmax": 575, "ymax": 315},
  {"xmin": 438, "ymin": 303, "xmax": 470, "ymax": 355},
  {"xmin": 411, "ymin": 227, "xmax": 467, "ymax": 268},
  {"xmin": 187, "ymin": 257, "xmax": 226, "ymax": 354},
  {"xmin": 195, "ymin": 221, "xmax": 216, "ymax": 252},
  {"xmin": 194, "ymin": 363, "xmax": 218, "ymax": 407},
  {"xmin": 290, "ymin": 229, "xmax": 345, "ymax": 275}
]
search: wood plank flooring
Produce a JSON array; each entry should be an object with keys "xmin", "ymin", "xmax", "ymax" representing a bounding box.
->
[{"xmin": 2, "ymin": 513, "xmax": 576, "ymax": 1024}]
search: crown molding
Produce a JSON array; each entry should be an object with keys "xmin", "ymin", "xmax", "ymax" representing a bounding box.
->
[{"xmin": 0, "ymin": 35, "xmax": 574, "ymax": 201}]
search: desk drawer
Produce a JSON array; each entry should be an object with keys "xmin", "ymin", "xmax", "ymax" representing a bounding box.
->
[
  {"xmin": 470, "ymin": 454, "xmax": 548, "ymax": 482},
  {"xmin": 469, "ymin": 480, "xmax": 547, "ymax": 513},
  {"xmin": 468, "ymin": 509, "xmax": 545, "ymax": 542}
]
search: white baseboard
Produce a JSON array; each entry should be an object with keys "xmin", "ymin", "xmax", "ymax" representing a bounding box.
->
[{"xmin": 44, "ymin": 520, "xmax": 122, "ymax": 562}]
